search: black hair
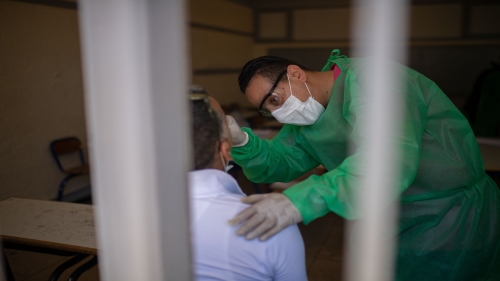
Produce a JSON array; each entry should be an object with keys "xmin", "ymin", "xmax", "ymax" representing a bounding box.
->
[
  {"xmin": 238, "ymin": 56, "xmax": 311, "ymax": 94},
  {"xmin": 190, "ymin": 88, "xmax": 224, "ymax": 170}
]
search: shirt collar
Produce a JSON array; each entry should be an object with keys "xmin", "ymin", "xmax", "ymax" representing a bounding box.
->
[{"xmin": 188, "ymin": 169, "xmax": 246, "ymax": 198}]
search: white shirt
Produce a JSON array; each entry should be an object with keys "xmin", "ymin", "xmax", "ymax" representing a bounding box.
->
[{"xmin": 189, "ymin": 169, "xmax": 307, "ymax": 281}]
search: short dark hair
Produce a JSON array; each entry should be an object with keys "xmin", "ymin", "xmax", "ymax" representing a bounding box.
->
[
  {"xmin": 238, "ymin": 56, "xmax": 311, "ymax": 94},
  {"xmin": 190, "ymin": 87, "xmax": 224, "ymax": 170}
]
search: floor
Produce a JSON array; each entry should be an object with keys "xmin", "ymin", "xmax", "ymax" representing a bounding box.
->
[{"xmin": 3, "ymin": 173, "xmax": 345, "ymax": 281}]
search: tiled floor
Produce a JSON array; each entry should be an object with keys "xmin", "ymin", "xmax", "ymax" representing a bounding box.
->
[{"xmin": 3, "ymin": 174, "xmax": 345, "ymax": 281}]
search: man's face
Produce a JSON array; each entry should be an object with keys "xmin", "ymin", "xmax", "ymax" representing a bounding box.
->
[{"xmin": 245, "ymin": 73, "xmax": 309, "ymax": 115}]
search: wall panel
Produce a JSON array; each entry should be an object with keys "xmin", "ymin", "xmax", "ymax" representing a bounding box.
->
[
  {"xmin": 259, "ymin": 12, "xmax": 288, "ymax": 39},
  {"xmin": 0, "ymin": 1, "xmax": 88, "ymax": 201},
  {"xmin": 192, "ymin": 73, "xmax": 251, "ymax": 107},
  {"xmin": 190, "ymin": 28, "xmax": 253, "ymax": 70},
  {"xmin": 190, "ymin": 0, "xmax": 253, "ymax": 33},
  {"xmin": 293, "ymin": 8, "xmax": 351, "ymax": 41},
  {"xmin": 470, "ymin": 5, "xmax": 500, "ymax": 35},
  {"xmin": 410, "ymin": 4, "xmax": 462, "ymax": 38}
]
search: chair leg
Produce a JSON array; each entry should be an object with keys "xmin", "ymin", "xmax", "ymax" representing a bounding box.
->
[
  {"xmin": 67, "ymin": 256, "xmax": 97, "ymax": 281},
  {"xmin": 3, "ymin": 249, "xmax": 15, "ymax": 281},
  {"xmin": 48, "ymin": 254, "xmax": 88, "ymax": 281},
  {"xmin": 57, "ymin": 175, "xmax": 76, "ymax": 201}
]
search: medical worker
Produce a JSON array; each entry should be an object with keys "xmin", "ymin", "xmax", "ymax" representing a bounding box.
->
[{"xmin": 227, "ymin": 50, "xmax": 500, "ymax": 280}]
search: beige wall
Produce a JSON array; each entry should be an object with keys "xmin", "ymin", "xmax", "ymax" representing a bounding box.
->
[
  {"xmin": 2, "ymin": 0, "xmax": 498, "ymax": 201},
  {"xmin": 470, "ymin": 5, "xmax": 500, "ymax": 35},
  {"xmin": 255, "ymin": 3, "xmax": 500, "ymax": 107},
  {"xmin": 0, "ymin": 0, "xmax": 254, "ymax": 201},
  {"xmin": 190, "ymin": 28, "xmax": 253, "ymax": 70},
  {"xmin": 410, "ymin": 4, "xmax": 462, "ymax": 39},
  {"xmin": 190, "ymin": 0, "xmax": 253, "ymax": 33},
  {"xmin": 258, "ymin": 4, "xmax": 500, "ymax": 43},
  {"xmin": 293, "ymin": 8, "xmax": 351, "ymax": 41},
  {"xmin": 189, "ymin": 0, "xmax": 254, "ymax": 108},
  {"xmin": 0, "ymin": 1, "xmax": 89, "ymax": 201},
  {"xmin": 193, "ymin": 73, "xmax": 250, "ymax": 106}
]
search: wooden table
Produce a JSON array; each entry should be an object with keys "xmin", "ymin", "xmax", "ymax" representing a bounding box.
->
[{"xmin": 0, "ymin": 198, "xmax": 98, "ymax": 281}]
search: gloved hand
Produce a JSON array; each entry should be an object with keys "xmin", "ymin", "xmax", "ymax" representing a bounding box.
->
[
  {"xmin": 226, "ymin": 115, "xmax": 249, "ymax": 147},
  {"xmin": 228, "ymin": 193, "xmax": 303, "ymax": 241}
]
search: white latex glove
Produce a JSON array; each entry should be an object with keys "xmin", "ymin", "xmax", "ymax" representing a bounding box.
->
[
  {"xmin": 228, "ymin": 193, "xmax": 303, "ymax": 241},
  {"xmin": 226, "ymin": 115, "xmax": 249, "ymax": 147}
]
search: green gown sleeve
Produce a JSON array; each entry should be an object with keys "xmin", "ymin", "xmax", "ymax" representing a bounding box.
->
[
  {"xmin": 231, "ymin": 125, "xmax": 320, "ymax": 184},
  {"xmin": 284, "ymin": 68, "xmax": 428, "ymax": 223}
]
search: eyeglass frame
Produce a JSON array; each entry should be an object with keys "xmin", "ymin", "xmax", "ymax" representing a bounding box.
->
[{"xmin": 257, "ymin": 70, "xmax": 287, "ymax": 117}]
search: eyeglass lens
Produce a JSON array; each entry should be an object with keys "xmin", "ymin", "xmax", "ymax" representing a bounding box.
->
[{"xmin": 258, "ymin": 70, "xmax": 286, "ymax": 116}]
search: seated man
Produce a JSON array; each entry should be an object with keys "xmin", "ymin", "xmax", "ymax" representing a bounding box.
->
[{"xmin": 188, "ymin": 86, "xmax": 307, "ymax": 281}]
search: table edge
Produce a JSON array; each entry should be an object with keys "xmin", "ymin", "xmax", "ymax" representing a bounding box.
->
[{"xmin": 1, "ymin": 235, "xmax": 97, "ymax": 255}]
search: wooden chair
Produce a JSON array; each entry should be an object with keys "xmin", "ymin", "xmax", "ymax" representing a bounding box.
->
[{"xmin": 49, "ymin": 137, "xmax": 90, "ymax": 201}]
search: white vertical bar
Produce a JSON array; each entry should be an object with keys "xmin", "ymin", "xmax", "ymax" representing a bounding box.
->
[
  {"xmin": 346, "ymin": 1, "xmax": 409, "ymax": 281},
  {"xmin": 78, "ymin": 0, "xmax": 191, "ymax": 280},
  {"xmin": 148, "ymin": 1, "xmax": 193, "ymax": 280}
]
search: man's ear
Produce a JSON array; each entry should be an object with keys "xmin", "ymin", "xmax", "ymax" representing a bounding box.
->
[
  {"xmin": 287, "ymin": 65, "xmax": 307, "ymax": 82},
  {"xmin": 219, "ymin": 140, "xmax": 232, "ymax": 162}
]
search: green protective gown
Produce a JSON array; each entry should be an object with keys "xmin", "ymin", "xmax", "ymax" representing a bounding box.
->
[{"xmin": 232, "ymin": 50, "xmax": 500, "ymax": 280}]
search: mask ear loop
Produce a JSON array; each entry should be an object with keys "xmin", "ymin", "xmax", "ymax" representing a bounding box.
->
[
  {"xmin": 304, "ymin": 82, "xmax": 314, "ymax": 99},
  {"xmin": 289, "ymin": 73, "xmax": 314, "ymax": 100},
  {"xmin": 286, "ymin": 74, "xmax": 294, "ymax": 97},
  {"xmin": 219, "ymin": 151, "xmax": 233, "ymax": 172},
  {"xmin": 219, "ymin": 142, "xmax": 233, "ymax": 172}
]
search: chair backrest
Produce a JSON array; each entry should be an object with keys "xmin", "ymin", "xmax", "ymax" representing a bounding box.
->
[{"xmin": 50, "ymin": 137, "xmax": 85, "ymax": 172}]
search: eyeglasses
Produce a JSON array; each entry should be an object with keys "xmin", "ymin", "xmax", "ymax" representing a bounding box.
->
[
  {"xmin": 257, "ymin": 70, "xmax": 286, "ymax": 117},
  {"xmin": 189, "ymin": 89, "xmax": 220, "ymax": 135}
]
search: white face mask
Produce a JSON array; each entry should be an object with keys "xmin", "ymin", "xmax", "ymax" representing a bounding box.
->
[
  {"xmin": 220, "ymin": 151, "xmax": 233, "ymax": 173},
  {"xmin": 271, "ymin": 74, "xmax": 325, "ymax": 125}
]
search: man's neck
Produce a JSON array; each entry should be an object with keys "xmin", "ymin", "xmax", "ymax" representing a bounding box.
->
[{"xmin": 307, "ymin": 70, "xmax": 334, "ymax": 108}]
